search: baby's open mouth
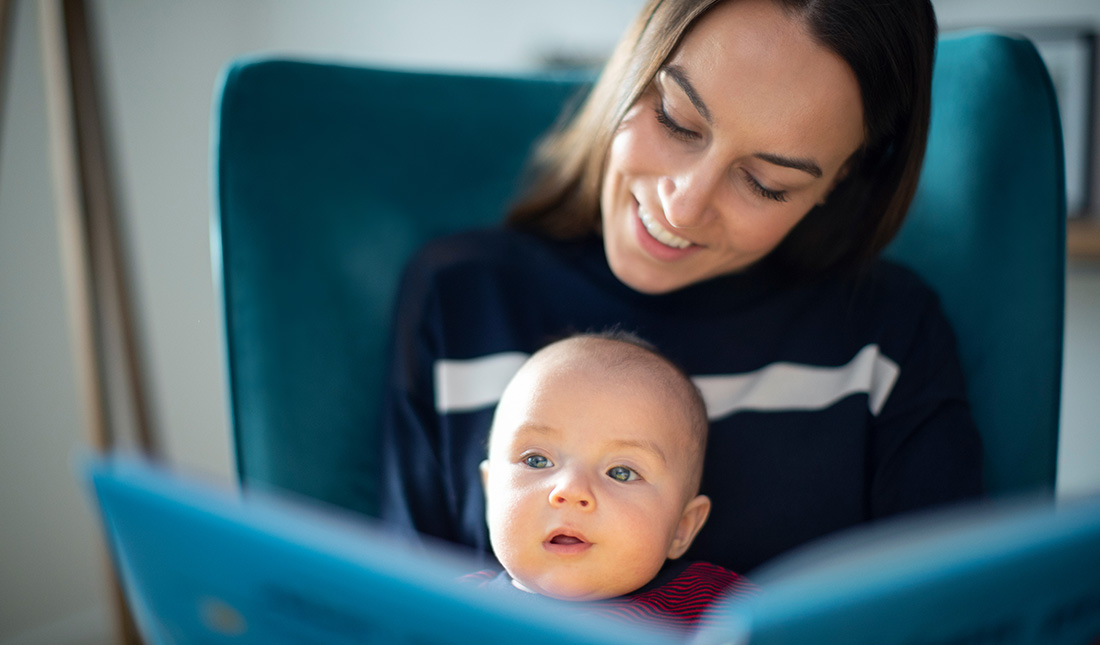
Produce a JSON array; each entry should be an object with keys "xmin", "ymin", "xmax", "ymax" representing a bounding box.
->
[{"xmin": 544, "ymin": 530, "xmax": 592, "ymax": 553}]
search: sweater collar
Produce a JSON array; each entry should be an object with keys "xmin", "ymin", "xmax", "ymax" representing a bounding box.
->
[{"xmin": 545, "ymin": 232, "xmax": 785, "ymax": 316}]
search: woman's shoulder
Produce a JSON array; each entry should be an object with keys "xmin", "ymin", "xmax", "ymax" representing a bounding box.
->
[
  {"xmin": 830, "ymin": 259, "xmax": 960, "ymax": 364},
  {"xmin": 407, "ymin": 227, "xmax": 579, "ymax": 274},
  {"xmin": 866, "ymin": 258, "xmax": 937, "ymax": 293},
  {"xmin": 410, "ymin": 226, "xmax": 524, "ymax": 268},
  {"xmin": 808, "ymin": 258, "xmax": 944, "ymax": 319},
  {"xmin": 404, "ymin": 227, "xmax": 605, "ymax": 292},
  {"xmin": 859, "ymin": 258, "xmax": 947, "ymax": 318},
  {"xmin": 752, "ymin": 258, "xmax": 954, "ymax": 368}
]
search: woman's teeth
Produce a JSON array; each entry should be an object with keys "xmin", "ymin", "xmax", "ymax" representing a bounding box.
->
[{"xmin": 638, "ymin": 206, "xmax": 692, "ymax": 249}]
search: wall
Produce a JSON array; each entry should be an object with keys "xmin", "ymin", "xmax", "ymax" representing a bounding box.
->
[
  {"xmin": 0, "ymin": 2, "xmax": 113, "ymax": 642},
  {"xmin": 1, "ymin": 1, "xmax": 1096, "ymax": 642},
  {"xmin": 0, "ymin": 2, "xmax": 644, "ymax": 642}
]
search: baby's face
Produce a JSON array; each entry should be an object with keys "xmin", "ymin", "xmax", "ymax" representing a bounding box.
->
[{"xmin": 482, "ymin": 354, "xmax": 708, "ymax": 601}]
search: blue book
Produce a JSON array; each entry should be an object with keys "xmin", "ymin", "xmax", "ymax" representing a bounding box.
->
[
  {"xmin": 83, "ymin": 454, "xmax": 1100, "ymax": 644},
  {"xmin": 698, "ymin": 493, "xmax": 1100, "ymax": 644}
]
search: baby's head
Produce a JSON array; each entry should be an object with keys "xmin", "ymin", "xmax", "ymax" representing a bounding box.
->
[{"xmin": 480, "ymin": 332, "xmax": 711, "ymax": 601}]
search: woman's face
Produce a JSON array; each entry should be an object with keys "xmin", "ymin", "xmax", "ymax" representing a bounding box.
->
[{"xmin": 600, "ymin": 0, "xmax": 865, "ymax": 294}]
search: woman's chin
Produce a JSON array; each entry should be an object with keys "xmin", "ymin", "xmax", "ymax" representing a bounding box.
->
[{"xmin": 608, "ymin": 256, "xmax": 693, "ymax": 295}]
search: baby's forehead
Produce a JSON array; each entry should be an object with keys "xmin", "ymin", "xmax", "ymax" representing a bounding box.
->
[
  {"xmin": 503, "ymin": 334, "xmax": 701, "ymax": 414},
  {"xmin": 503, "ymin": 355, "xmax": 697, "ymax": 435},
  {"xmin": 529, "ymin": 337, "xmax": 665, "ymax": 379},
  {"xmin": 521, "ymin": 338, "xmax": 687, "ymax": 403}
]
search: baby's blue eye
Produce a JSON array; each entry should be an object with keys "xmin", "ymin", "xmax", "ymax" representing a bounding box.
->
[
  {"xmin": 607, "ymin": 466, "xmax": 638, "ymax": 482},
  {"xmin": 524, "ymin": 454, "xmax": 552, "ymax": 469}
]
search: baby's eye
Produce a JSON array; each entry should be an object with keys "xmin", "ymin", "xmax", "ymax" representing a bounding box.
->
[
  {"xmin": 524, "ymin": 454, "xmax": 552, "ymax": 469},
  {"xmin": 607, "ymin": 466, "xmax": 639, "ymax": 482}
]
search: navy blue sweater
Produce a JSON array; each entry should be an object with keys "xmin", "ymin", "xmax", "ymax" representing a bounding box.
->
[{"xmin": 380, "ymin": 227, "xmax": 983, "ymax": 574}]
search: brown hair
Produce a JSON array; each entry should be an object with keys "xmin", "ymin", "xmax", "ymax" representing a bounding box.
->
[{"xmin": 506, "ymin": 0, "xmax": 937, "ymax": 282}]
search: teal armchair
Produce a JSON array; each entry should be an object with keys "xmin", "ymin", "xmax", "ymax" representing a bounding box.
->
[{"xmin": 212, "ymin": 31, "xmax": 1064, "ymax": 518}]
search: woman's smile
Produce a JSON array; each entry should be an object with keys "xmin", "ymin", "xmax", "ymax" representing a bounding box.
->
[
  {"xmin": 633, "ymin": 198, "xmax": 704, "ymax": 264},
  {"xmin": 599, "ymin": 0, "xmax": 864, "ymax": 294},
  {"xmin": 638, "ymin": 202, "xmax": 693, "ymax": 250}
]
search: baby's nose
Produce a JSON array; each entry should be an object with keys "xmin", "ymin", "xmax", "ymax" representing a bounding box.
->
[{"xmin": 549, "ymin": 471, "xmax": 595, "ymax": 510}]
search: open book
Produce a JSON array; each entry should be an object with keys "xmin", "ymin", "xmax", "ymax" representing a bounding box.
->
[{"xmin": 83, "ymin": 455, "xmax": 1100, "ymax": 644}]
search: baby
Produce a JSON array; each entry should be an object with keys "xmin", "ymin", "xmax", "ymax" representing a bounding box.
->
[{"xmin": 470, "ymin": 332, "xmax": 753, "ymax": 629}]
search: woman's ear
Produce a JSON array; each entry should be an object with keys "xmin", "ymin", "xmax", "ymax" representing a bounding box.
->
[{"xmin": 667, "ymin": 494, "xmax": 711, "ymax": 559}]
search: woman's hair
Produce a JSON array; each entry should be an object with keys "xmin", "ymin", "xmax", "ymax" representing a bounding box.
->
[{"xmin": 506, "ymin": 0, "xmax": 938, "ymax": 281}]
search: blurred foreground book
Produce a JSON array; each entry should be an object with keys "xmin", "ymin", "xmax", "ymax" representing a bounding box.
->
[{"xmin": 84, "ymin": 455, "xmax": 1100, "ymax": 644}]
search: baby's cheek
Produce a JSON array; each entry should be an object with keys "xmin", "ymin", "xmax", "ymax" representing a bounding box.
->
[{"xmin": 490, "ymin": 482, "xmax": 534, "ymax": 529}]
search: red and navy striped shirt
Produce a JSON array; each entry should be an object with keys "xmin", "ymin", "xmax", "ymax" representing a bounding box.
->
[{"xmin": 463, "ymin": 560, "xmax": 756, "ymax": 633}]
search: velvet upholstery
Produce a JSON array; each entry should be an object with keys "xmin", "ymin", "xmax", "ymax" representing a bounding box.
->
[
  {"xmin": 212, "ymin": 31, "xmax": 1064, "ymax": 518},
  {"xmin": 885, "ymin": 31, "xmax": 1065, "ymax": 496}
]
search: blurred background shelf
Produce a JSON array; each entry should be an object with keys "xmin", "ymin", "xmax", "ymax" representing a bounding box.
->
[{"xmin": 1069, "ymin": 217, "xmax": 1100, "ymax": 259}]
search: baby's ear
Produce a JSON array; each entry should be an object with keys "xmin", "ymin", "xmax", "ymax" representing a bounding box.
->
[
  {"xmin": 667, "ymin": 494, "xmax": 711, "ymax": 560},
  {"xmin": 479, "ymin": 459, "xmax": 490, "ymax": 491}
]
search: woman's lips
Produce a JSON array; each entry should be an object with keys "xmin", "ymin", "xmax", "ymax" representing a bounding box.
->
[
  {"xmin": 632, "ymin": 200, "xmax": 702, "ymax": 262},
  {"xmin": 639, "ymin": 204, "xmax": 692, "ymax": 248}
]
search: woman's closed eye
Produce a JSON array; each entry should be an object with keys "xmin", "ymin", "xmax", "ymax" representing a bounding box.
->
[
  {"xmin": 656, "ymin": 101, "xmax": 788, "ymax": 204},
  {"xmin": 741, "ymin": 169, "xmax": 789, "ymax": 203},
  {"xmin": 607, "ymin": 465, "xmax": 640, "ymax": 482},
  {"xmin": 654, "ymin": 104, "xmax": 700, "ymax": 143},
  {"xmin": 523, "ymin": 454, "xmax": 553, "ymax": 469}
]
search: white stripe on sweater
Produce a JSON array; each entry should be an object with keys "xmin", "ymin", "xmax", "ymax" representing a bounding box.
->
[{"xmin": 433, "ymin": 344, "xmax": 899, "ymax": 419}]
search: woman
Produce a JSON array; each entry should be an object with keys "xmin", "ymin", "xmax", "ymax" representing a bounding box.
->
[{"xmin": 380, "ymin": 0, "xmax": 983, "ymax": 575}]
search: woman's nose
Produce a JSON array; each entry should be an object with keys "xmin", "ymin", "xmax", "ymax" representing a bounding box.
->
[
  {"xmin": 549, "ymin": 470, "xmax": 595, "ymax": 510},
  {"xmin": 658, "ymin": 163, "xmax": 721, "ymax": 228}
]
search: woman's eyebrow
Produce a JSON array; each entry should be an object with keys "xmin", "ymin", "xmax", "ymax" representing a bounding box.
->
[
  {"xmin": 662, "ymin": 65, "xmax": 824, "ymax": 179},
  {"xmin": 661, "ymin": 65, "xmax": 712, "ymax": 124},
  {"xmin": 754, "ymin": 152, "xmax": 823, "ymax": 178}
]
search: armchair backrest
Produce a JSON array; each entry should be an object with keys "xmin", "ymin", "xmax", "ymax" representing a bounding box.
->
[
  {"xmin": 213, "ymin": 62, "xmax": 584, "ymax": 515},
  {"xmin": 212, "ymin": 31, "xmax": 1064, "ymax": 517},
  {"xmin": 885, "ymin": 31, "xmax": 1065, "ymax": 495}
]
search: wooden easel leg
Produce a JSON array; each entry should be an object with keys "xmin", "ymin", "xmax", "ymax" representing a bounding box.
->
[
  {"xmin": 0, "ymin": 0, "xmax": 14, "ymax": 148},
  {"xmin": 39, "ymin": 0, "xmax": 157, "ymax": 642},
  {"xmin": 60, "ymin": 0, "xmax": 158, "ymax": 456}
]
